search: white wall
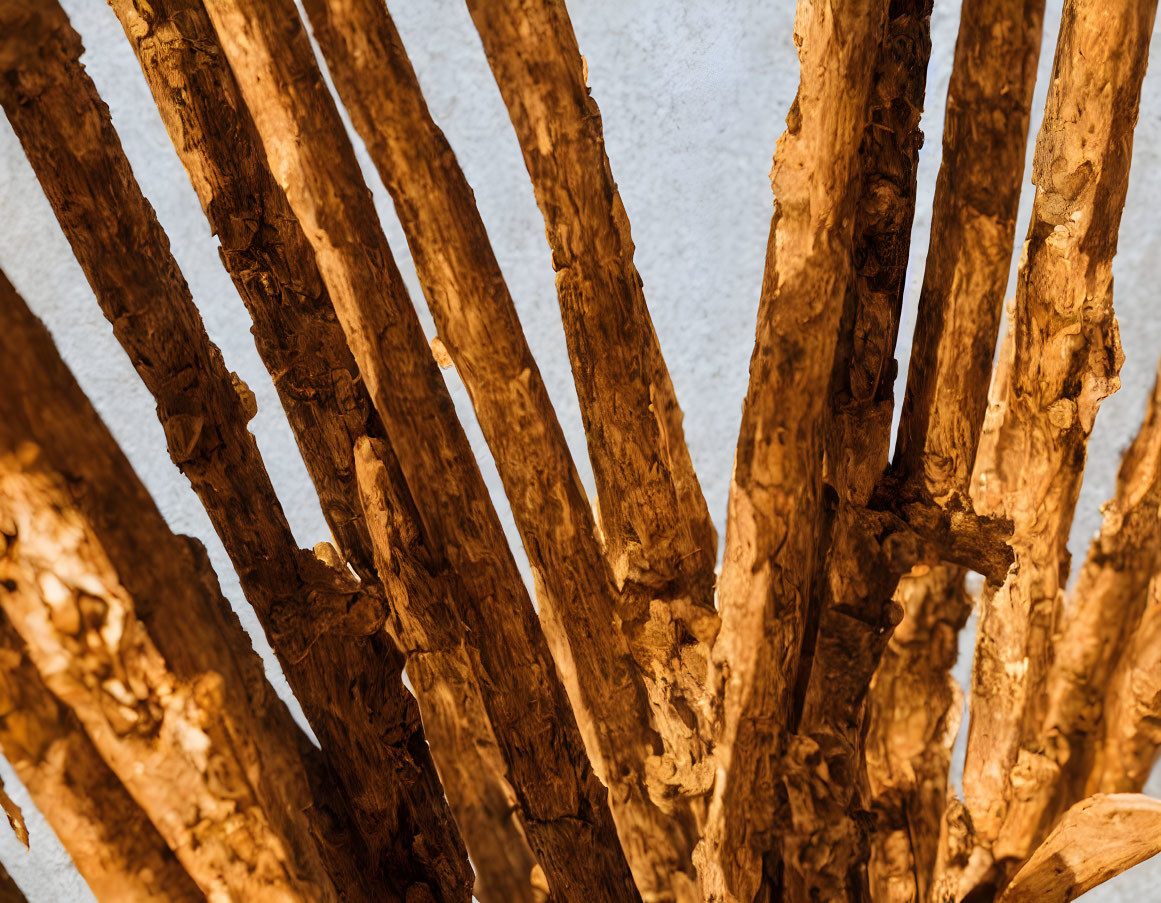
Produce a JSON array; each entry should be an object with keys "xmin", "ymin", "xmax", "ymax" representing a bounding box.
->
[{"xmin": 1, "ymin": 0, "xmax": 1160, "ymax": 899}]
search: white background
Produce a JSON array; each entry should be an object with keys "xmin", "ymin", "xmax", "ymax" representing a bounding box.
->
[{"xmin": 2, "ymin": 0, "xmax": 1161, "ymax": 899}]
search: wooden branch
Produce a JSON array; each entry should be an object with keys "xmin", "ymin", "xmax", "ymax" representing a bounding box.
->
[
  {"xmin": 787, "ymin": 5, "xmax": 934, "ymax": 896},
  {"xmin": 893, "ymin": 0, "xmax": 1046, "ymax": 506},
  {"xmin": 866, "ymin": 565, "xmax": 971, "ymax": 903},
  {"xmin": 100, "ymin": 2, "xmax": 472, "ymax": 897},
  {"xmin": 463, "ymin": 0, "xmax": 718, "ymax": 615},
  {"xmin": 700, "ymin": 1, "xmax": 888, "ymax": 898},
  {"xmin": 298, "ymin": 1, "xmax": 703, "ymax": 894},
  {"xmin": 0, "ymin": 860, "xmax": 23, "ymax": 903},
  {"xmin": 962, "ymin": 0, "xmax": 1158, "ymax": 872},
  {"xmin": 997, "ymin": 794, "xmax": 1161, "ymax": 903},
  {"xmin": 4, "ymin": 3, "xmax": 469, "ymax": 891},
  {"xmin": 355, "ymin": 437, "xmax": 543, "ymax": 903},
  {"xmin": 0, "ymin": 611, "xmax": 203, "ymax": 903},
  {"xmin": 0, "ymin": 271, "xmax": 358, "ymax": 900},
  {"xmin": 197, "ymin": 1, "xmax": 639, "ymax": 898}
]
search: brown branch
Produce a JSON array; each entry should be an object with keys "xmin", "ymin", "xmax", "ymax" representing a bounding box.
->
[
  {"xmin": 298, "ymin": 0, "xmax": 703, "ymax": 894},
  {"xmin": 101, "ymin": 2, "xmax": 473, "ymax": 897},
  {"xmin": 787, "ymin": 5, "xmax": 934, "ymax": 896},
  {"xmin": 962, "ymin": 0, "xmax": 1158, "ymax": 879},
  {"xmin": 866, "ymin": 565, "xmax": 972, "ymax": 903},
  {"xmin": 463, "ymin": 0, "xmax": 718, "ymax": 620},
  {"xmin": 198, "ymin": 1, "xmax": 639, "ymax": 898},
  {"xmin": 0, "ymin": 270, "xmax": 358, "ymax": 900},
  {"xmin": 893, "ymin": 0, "xmax": 1046, "ymax": 508},
  {"xmin": 700, "ymin": 1, "xmax": 888, "ymax": 899},
  {"xmin": 0, "ymin": 610, "xmax": 203, "ymax": 903}
]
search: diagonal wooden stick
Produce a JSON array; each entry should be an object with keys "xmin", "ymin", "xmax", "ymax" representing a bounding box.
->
[{"xmin": 198, "ymin": 1, "xmax": 639, "ymax": 898}]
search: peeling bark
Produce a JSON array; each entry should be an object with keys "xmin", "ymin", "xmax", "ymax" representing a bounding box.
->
[
  {"xmin": 0, "ymin": 608, "xmax": 203, "ymax": 903},
  {"xmin": 0, "ymin": 269, "xmax": 353, "ymax": 900},
  {"xmin": 866, "ymin": 566, "xmax": 971, "ymax": 903},
  {"xmin": 700, "ymin": 2, "xmax": 888, "ymax": 899},
  {"xmin": 299, "ymin": 1, "xmax": 701, "ymax": 896},
  {"xmin": 463, "ymin": 2, "xmax": 720, "ymax": 743},
  {"xmin": 963, "ymin": 0, "xmax": 1158, "ymax": 879},
  {"xmin": 102, "ymin": 2, "xmax": 471, "ymax": 896},
  {"xmin": 198, "ymin": 1, "xmax": 639, "ymax": 899}
]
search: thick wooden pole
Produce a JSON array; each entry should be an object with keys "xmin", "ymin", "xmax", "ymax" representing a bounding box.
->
[
  {"xmin": 104, "ymin": 2, "xmax": 472, "ymax": 896},
  {"xmin": 198, "ymin": 1, "xmax": 638, "ymax": 899}
]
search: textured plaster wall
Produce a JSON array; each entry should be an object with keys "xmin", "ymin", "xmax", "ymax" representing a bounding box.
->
[{"xmin": 1, "ymin": 1, "xmax": 1160, "ymax": 899}]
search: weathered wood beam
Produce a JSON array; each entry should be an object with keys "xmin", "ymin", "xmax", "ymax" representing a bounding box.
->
[
  {"xmin": 0, "ymin": 608, "xmax": 203, "ymax": 903},
  {"xmin": 463, "ymin": 0, "xmax": 719, "ymax": 626},
  {"xmin": 102, "ymin": 2, "xmax": 472, "ymax": 897},
  {"xmin": 298, "ymin": 0, "xmax": 702, "ymax": 895},
  {"xmin": 699, "ymin": 1, "xmax": 888, "ymax": 899},
  {"xmin": 892, "ymin": 0, "xmax": 1046, "ymax": 509},
  {"xmin": 866, "ymin": 566, "xmax": 972, "ymax": 903},
  {"xmin": 962, "ymin": 0, "xmax": 1158, "ymax": 880},
  {"xmin": 788, "ymin": 5, "xmax": 934, "ymax": 897},
  {"xmin": 197, "ymin": 1, "xmax": 639, "ymax": 898},
  {"xmin": 0, "ymin": 267, "xmax": 358, "ymax": 900}
]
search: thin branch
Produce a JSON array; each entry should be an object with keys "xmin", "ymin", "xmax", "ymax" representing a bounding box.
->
[
  {"xmin": 0, "ymin": 611, "xmax": 203, "ymax": 903},
  {"xmin": 0, "ymin": 269, "xmax": 360, "ymax": 901},
  {"xmin": 198, "ymin": 1, "xmax": 639, "ymax": 897},
  {"xmin": 962, "ymin": 0, "xmax": 1158, "ymax": 877},
  {"xmin": 701, "ymin": 1, "xmax": 889, "ymax": 898},
  {"xmin": 0, "ymin": 3, "xmax": 466, "ymax": 896},
  {"xmin": 299, "ymin": 0, "xmax": 703, "ymax": 893},
  {"xmin": 463, "ymin": 0, "xmax": 718, "ymax": 619}
]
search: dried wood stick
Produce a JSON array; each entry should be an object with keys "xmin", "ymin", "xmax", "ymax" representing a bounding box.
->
[
  {"xmin": 198, "ymin": 1, "xmax": 639, "ymax": 898},
  {"xmin": 299, "ymin": 1, "xmax": 702, "ymax": 894},
  {"xmin": 892, "ymin": 0, "xmax": 1046, "ymax": 507},
  {"xmin": 963, "ymin": 0, "xmax": 1158, "ymax": 873},
  {"xmin": 698, "ymin": 1, "xmax": 888, "ymax": 899},
  {"xmin": 102, "ymin": 2, "xmax": 472, "ymax": 896},
  {"xmin": 997, "ymin": 794, "xmax": 1161, "ymax": 903},
  {"xmin": 0, "ymin": 611, "xmax": 203, "ymax": 903},
  {"xmin": 787, "ymin": 5, "xmax": 934, "ymax": 896},
  {"xmin": 463, "ymin": 0, "xmax": 718, "ymax": 619},
  {"xmin": 865, "ymin": 566, "xmax": 971, "ymax": 903},
  {"xmin": 0, "ymin": 270, "xmax": 357, "ymax": 900}
]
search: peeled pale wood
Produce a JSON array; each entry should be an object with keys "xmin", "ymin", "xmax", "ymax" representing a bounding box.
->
[
  {"xmin": 299, "ymin": 0, "xmax": 700, "ymax": 894},
  {"xmin": 866, "ymin": 566, "xmax": 971, "ymax": 903},
  {"xmin": 788, "ymin": 5, "xmax": 933, "ymax": 896},
  {"xmin": 0, "ymin": 273, "xmax": 350, "ymax": 900},
  {"xmin": 198, "ymin": 1, "xmax": 638, "ymax": 898},
  {"xmin": 893, "ymin": 0, "xmax": 1046, "ymax": 506},
  {"xmin": 355, "ymin": 437, "xmax": 543, "ymax": 903},
  {"xmin": 997, "ymin": 794, "xmax": 1161, "ymax": 903},
  {"xmin": 104, "ymin": 2, "xmax": 471, "ymax": 896},
  {"xmin": 964, "ymin": 0, "xmax": 1157, "ymax": 869},
  {"xmin": 700, "ymin": 1, "xmax": 887, "ymax": 898},
  {"xmin": 464, "ymin": 0, "xmax": 718, "ymax": 653},
  {"xmin": 0, "ymin": 611, "xmax": 202, "ymax": 903}
]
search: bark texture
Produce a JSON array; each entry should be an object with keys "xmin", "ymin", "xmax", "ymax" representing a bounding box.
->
[
  {"xmin": 299, "ymin": 2, "xmax": 701, "ymax": 896},
  {"xmin": 963, "ymin": 0, "xmax": 1158, "ymax": 881},
  {"xmin": 198, "ymin": 1, "xmax": 639, "ymax": 899},
  {"xmin": 0, "ymin": 266, "xmax": 351, "ymax": 900},
  {"xmin": 701, "ymin": 2, "xmax": 888, "ymax": 899},
  {"xmin": 104, "ymin": 3, "xmax": 471, "ymax": 897},
  {"xmin": 464, "ymin": 1, "xmax": 720, "ymax": 773}
]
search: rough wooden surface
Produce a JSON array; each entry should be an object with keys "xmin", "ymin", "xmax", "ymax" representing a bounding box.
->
[
  {"xmin": 0, "ymin": 265, "xmax": 351, "ymax": 900},
  {"xmin": 963, "ymin": 1, "xmax": 1158, "ymax": 882},
  {"xmin": 893, "ymin": 0, "xmax": 1046, "ymax": 507},
  {"xmin": 463, "ymin": 2, "xmax": 720, "ymax": 765},
  {"xmin": 104, "ymin": 2, "xmax": 472, "ymax": 897},
  {"xmin": 700, "ymin": 1, "xmax": 887, "ymax": 898},
  {"xmin": 198, "ymin": 1, "xmax": 639, "ymax": 899},
  {"xmin": 300, "ymin": 1, "xmax": 701, "ymax": 895}
]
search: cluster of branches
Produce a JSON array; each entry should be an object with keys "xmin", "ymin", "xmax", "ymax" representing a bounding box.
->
[{"xmin": 1, "ymin": 0, "xmax": 1161, "ymax": 901}]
